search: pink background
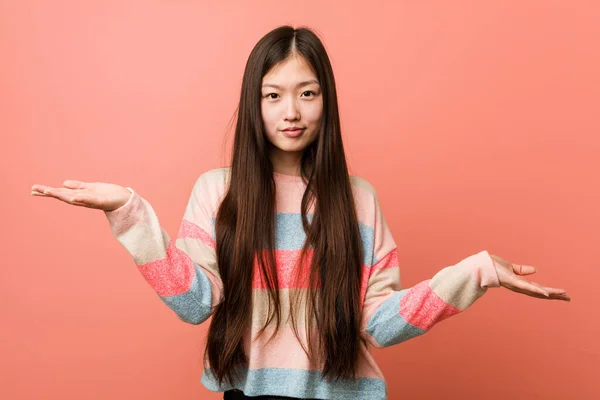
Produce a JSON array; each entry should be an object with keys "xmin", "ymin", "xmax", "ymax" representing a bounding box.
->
[{"xmin": 2, "ymin": 1, "xmax": 598, "ymax": 399}]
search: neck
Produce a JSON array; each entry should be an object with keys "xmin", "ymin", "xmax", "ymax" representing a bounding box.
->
[{"xmin": 269, "ymin": 146, "xmax": 303, "ymax": 176}]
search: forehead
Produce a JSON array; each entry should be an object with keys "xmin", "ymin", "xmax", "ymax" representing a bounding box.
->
[{"xmin": 262, "ymin": 55, "xmax": 318, "ymax": 84}]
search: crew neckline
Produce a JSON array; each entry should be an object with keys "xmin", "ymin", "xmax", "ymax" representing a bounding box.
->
[{"xmin": 273, "ymin": 171, "xmax": 305, "ymax": 182}]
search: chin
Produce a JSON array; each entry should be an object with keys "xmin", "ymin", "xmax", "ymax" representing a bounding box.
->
[{"xmin": 274, "ymin": 144, "xmax": 308, "ymax": 153}]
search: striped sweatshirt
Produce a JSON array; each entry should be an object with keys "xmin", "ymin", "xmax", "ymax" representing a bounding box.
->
[{"xmin": 104, "ymin": 167, "xmax": 500, "ymax": 400}]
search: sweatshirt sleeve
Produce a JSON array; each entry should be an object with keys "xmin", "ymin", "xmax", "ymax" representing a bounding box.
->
[
  {"xmin": 103, "ymin": 172, "xmax": 223, "ymax": 325},
  {"xmin": 359, "ymin": 185, "xmax": 500, "ymax": 349}
]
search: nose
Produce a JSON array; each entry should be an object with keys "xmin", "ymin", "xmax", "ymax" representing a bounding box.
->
[{"xmin": 284, "ymin": 97, "xmax": 300, "ymax": 121}]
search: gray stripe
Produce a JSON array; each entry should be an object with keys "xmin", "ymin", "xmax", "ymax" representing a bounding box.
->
[
  {"xmin": 366, "ymin": 290, "xmax": 426, "ymax": 347},
  {"xmin": 211, "ymin": 214, "xmax": 377, "ymax": 266},
  {"xmin": 160, "ymin": 263, "xmax": 213, "ymax": 324},
  {"xmin": 201, "ymin": 367, "xmax": 387, "ymax": 400}
]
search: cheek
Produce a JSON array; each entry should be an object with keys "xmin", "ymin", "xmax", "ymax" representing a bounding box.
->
[
  {"xmin": 261, "ymin": 104, "xmax": 277, "ymax": 130},
  {"xmin": 305, "ymin": 101, "xmax": 324, "ymax": 125}
]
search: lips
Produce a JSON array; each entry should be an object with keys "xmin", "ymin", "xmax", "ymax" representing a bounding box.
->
[{"xmin": 281, "ymin": 128, "xmax": 305, "ymax": 138}]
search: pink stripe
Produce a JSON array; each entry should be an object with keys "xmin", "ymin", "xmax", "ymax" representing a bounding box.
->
[
  {"xmin": 252, "ymin": 249, "xmax": 370, "ymax": 291},
  {"xmin": 399, "ymin": 280, "xmax": 461, "ymax": 330},
  {"xmin": 359, "ymin": 267, "xmax": 369, "ymax": 307},
  {"xmin": 177, "ymin": 219, "xmax": 215, "ymax": 248},
  {"xmin": 370, "ymin": 248, "xmax": 399, "ymax": 275},
  {"xmin": 137, "ymin": 240, "xmax": 195, "ymax": 297},
  {"xmin": 359, "ymin": 249, "xmax": 400, "ymax": 312},
  {"xmin": 252, "ymin": 249, "xmax": 317, "ymax": 289},
  {"xmin": 242, "ymin": 325, "xmax": 384, "ymax": 379}
]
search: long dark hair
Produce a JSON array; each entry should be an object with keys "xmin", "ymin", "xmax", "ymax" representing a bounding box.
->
[{"xmin": 205, "ymin": 25, "xmax": 365, "ymax": 387}]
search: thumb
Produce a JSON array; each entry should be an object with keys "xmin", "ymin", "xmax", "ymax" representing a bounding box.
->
[
  {"xmin": 512, "ymin": 264, "xmax": 537, "ymax": 276},
  {"xmin": 63, "ymin": 180, "xmax": 87, "ymax": 189}
]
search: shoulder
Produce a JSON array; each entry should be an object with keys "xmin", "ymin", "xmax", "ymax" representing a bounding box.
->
[
  {"xmin": 196, "ymin": 167, "xmax": 231, "ymax": 187},
  {"xmin": 349, "ymin": 174, "xmax": 379, "ymax": 199},
  {"xmin": 194, "ymin": 167, "xmax": 231, "ymax": 194},
  {"xmin": 191, "ymin": 167, "xmax": 231, "ymax": 213},
  {"xmin": 349, "ymin": 174, "xmax": 385, "ymax": 226}
]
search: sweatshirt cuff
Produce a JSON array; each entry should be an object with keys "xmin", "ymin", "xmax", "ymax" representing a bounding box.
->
[
  {"xmin": 103, "ymin": 187, "xmax": 141, "ymax": 235},
  {"xmin": 476, "ymin": 250, "xmax": 500, "ymax": 288}
]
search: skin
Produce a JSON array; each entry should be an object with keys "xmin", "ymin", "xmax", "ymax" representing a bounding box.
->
[
  {"xmin": 29, "ymin": 54, "xmax": 571, "ymax": 303},
  {"xmin": 261, "ymin": 53, "xmax": 323, "ymax": 177}
]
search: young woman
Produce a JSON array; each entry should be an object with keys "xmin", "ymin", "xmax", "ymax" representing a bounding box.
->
[{"xmin": 31, "ymin": 26, "xmax": 570, "ymax": 400}]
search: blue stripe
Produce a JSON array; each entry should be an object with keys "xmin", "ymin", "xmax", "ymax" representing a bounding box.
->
[
  {"xmin": 159, "ymin": 263, "xmax": 213, "ymax": 324},
  {"xmin": 211, "ymin": 213, "xmax": 377, "ymax": 266},
  {"xmin": 365, "ymin": 290, "xmax": 426, "ymax": 348},
  {"xmin": 201, "ymin": 367, "xmax": 387, "ymax": 400}
]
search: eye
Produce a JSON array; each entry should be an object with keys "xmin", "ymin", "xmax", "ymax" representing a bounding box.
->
[
  {"xmin": 301, "ymin": 90, "xmax": 316, "ymax": 97},
  {"xmin": 265, "ymin": 93, "xmax": 279, "ymax": 99}
]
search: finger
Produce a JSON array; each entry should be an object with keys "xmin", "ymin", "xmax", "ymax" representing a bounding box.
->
[
  {"xmin": 542, "ymin": 287, "xmax": 568, "ymax": 295},
  {"xmin": 510, "ymin": 286, "xmax": 571, "ymax": 301},
  {"xmin": 31, "ymin": 185, "xmax": 58, "ymax": 194},
  {"xmin": 63, "ymin": 180, "xmax": 87, "ymax": 189},
  {"xmin": 551, "ymin": 293, "xmax": 571, "ymax": 301},
  {"xmin": 39, "ymin": 187, "xmax": 77, "ymax": 204},
  {"xmin": 511, "ymin": 288, "xmax": 547, "ymax": 299},
  {"xmin": 540, "ymin": 292, "xmax": 571, "ymax": 301},
  {"xmin": 528, "ymin": 281, "xmax": 568, "ymax": 295},
  {"xmin": 31, "ymin": 184, "xmax": 47, "ymax": 193},
  {"xmin": 511, "ymin": 278, "xmax": 550, "ymax": 297},
  {"xmin": 512, "ymin": 264, "xmax": 537, "ymax": 276},
  {"xmin": 31, "ymin": 186, "xmax": 51, "ymax": 195}
]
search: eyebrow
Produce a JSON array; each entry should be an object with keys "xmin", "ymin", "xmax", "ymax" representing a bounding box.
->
[{"xmin": 262, "ymin": 79, "xmax": 320, "ymax": 89}]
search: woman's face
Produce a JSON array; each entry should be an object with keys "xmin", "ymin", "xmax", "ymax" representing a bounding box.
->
[{"xmin": 261, "ymin": 54, "xmax": 323, "ymax": 172}]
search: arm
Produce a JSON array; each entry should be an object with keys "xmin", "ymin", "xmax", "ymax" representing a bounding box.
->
[
  {"xmin": 359, "ymin": 188, "xmax": 500, "ymax": 348},
  {"xmin": 103, "ymin": 173, "xmax": 223, "ymax": 324},
  {"xmin": 361, "ymin": 248, "xmax": 499, "ymax": 348}
]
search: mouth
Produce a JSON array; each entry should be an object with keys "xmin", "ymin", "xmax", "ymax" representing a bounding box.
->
[{"xmin": 281, "ymin": 128, "xmax": 305, "ymax": 138}]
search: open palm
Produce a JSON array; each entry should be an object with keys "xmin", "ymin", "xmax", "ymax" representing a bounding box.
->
[
  {"xmin": 30, "ymin": 180, "xmax": 132, "ymax": 211},
  {"xmin": 490, "ymin": 254, "xmax": 570, "ymax": 301}
]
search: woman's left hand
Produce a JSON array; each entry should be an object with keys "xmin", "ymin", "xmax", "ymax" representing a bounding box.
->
[{"xmin": 490, "ymin": 254, "xmax": 571, "ymax": 301}]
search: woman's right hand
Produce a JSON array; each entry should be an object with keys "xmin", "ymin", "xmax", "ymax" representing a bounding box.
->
[{"xmin": 30, "ymin": 180, "xmax": 133, "ymax": 211}]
